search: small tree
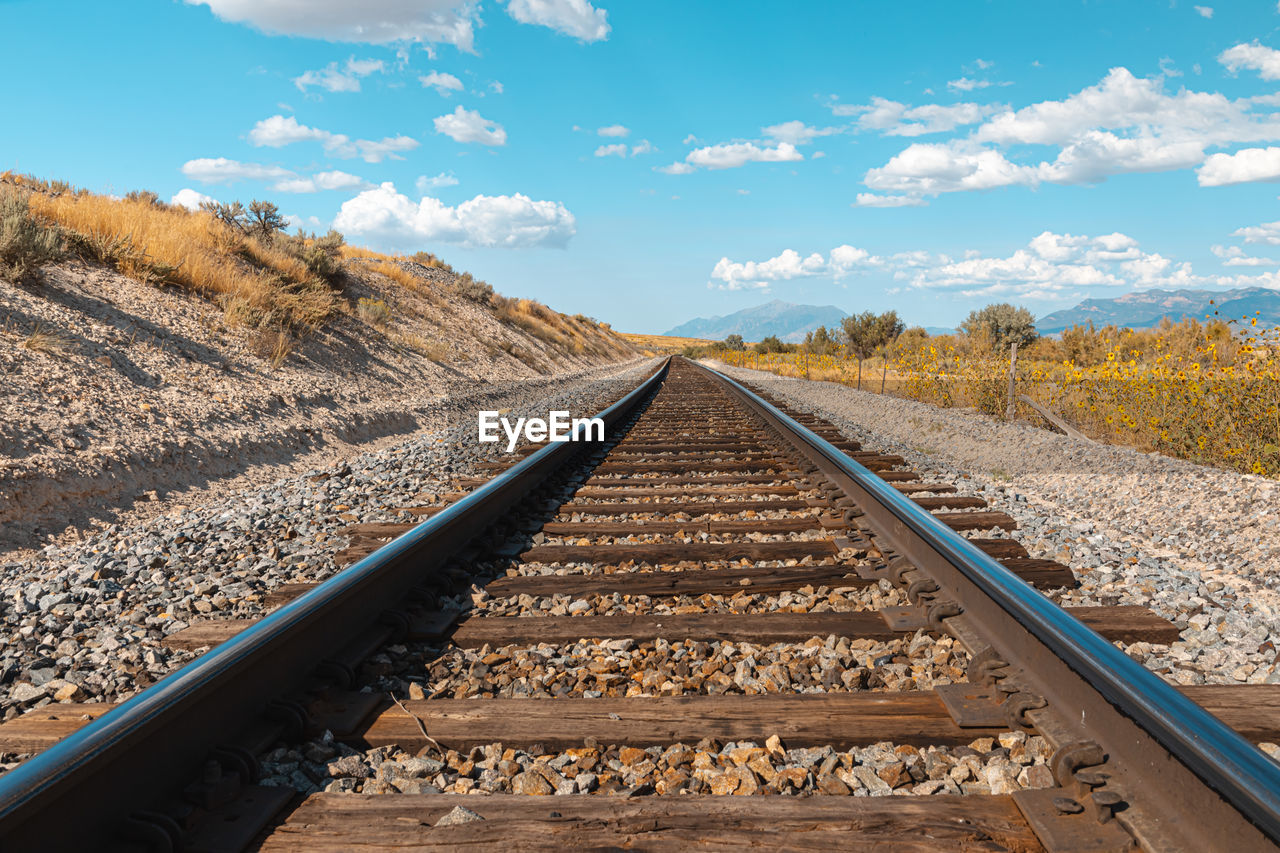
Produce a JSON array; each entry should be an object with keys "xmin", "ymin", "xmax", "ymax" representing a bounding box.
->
[
  {"xmin": 803, "ymin": 325, "xmax": 838, "ymax": 355},
  {"xmin": 961, "ymin": 303, "xmax": 1037, "ymax": 352},
  {"xmin": 200, "ymin": 199, "xmax": 247, "ymax": 232},
  {"xmin": 722, "ymin": 333, "xmax": 745, "ymax": 351},
  {"xmin": 841, "ymin": 310, "xmax": 904, "ymax": 388},
  {"xmin": 246, "ymin": 200, "xmax": 287, "ymax": 242}
]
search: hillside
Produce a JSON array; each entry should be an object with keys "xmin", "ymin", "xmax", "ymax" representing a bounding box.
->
[
  {"xmin": 1037, "ymin": 287, "xmax": 1280, "ymax": 334},
  {"xmin": 0, "ymin": 174, "xmax": 637, "ymax": 553},
  {"xmin": 665, "ymin": 299, "xmax": 848, "ymax": 343}
]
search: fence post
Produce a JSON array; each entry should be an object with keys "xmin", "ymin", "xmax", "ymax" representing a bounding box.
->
[
  {"xmin": 1006, "ymin": 341, "xmax": 1018, "ymax": 420},
  {"xmin": 880, "ymin": 360, "xmax": 888, "ymax": 395}
]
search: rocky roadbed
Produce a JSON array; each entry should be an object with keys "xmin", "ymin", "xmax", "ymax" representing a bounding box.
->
[
  {"xmin": 1, "ymin": 259, "xmax": 634, "ymax": 554},
  {"xmin": 708, "ymin": 360, "xmax": 1280, "ymax": 689},
  {"xmin": 0, "ymin": 358, "xmax": 659, "ymax": 727}
]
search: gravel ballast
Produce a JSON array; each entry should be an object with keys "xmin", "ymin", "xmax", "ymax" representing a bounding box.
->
[
  {"xmin": 708, "ymin": 361, "xmax": 1280, "ymax": 688},
  {"xmin": 0, "ymin": 359, "xmax": 660, "ymax": 721}
]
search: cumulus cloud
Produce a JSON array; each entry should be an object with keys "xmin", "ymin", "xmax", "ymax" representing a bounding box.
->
[
  {"xmin": 853, "ymin": 193, "xmax": 928, "ymax": 208},
  {"xmin": 1195, "ymin": 5, "xmax": 1213, "ymax": 18},
  {"xmin": 1234, "ymin": 220, "xmax": 1280, "ymax": 245},
  {"xmin": 947, "ymin": 77, "xmax": 993, "ymax": 92},
  {"xmin": 171, "ymin": 188, "xmax": 218, "ymax": 210},
  {"xmin": 180, "ymin": 158, "xmax": 293, "ymax": 184},
  {"xmin": 420, "ymin": 71, "xmax": 464, "ymax": 96},
  {"xmin": 1198, "ymin": 147, "xmax": 1280, "ymax": 186},
  {"xmin": 709, "ymin": 246, "xmax": 880, "ymax": 290},
  {"xmin": 835, "ymin": 97, "xmax": 1003, "ymax": 136},
  {"xmin": 597, "ymin": 124, "xmax": 629, "ymax": 137},
  {"xmin": 685, "ymin": 141, "xmax": 803, "ymax": 170},
  {"xmin": 707, "ymin": 230, "xmax": 1231, "ymax": 300},
  {"xmin": 594, "ymin": 143, "xmax": 627, "ymax": 157},
  {"xmin": 656, "ymin": 162, "xmax": 695, "ymax": 175},
  {"xmin": 433, "ymin": 106, "xmax": 507, "ymax": 145},
  {"xmin": 506, "ymin": 0, "xmax": 609, "ymax": 41},
  {"xmin": 1220, "ymin": 41, "xmax": 1280, "ymax": 80},
  {"xmin": 1212, "ymin": 244, "xmax": 1277, "ymax": 266},
  {"xmin": 630, "ymin": 139, "xmax": 655, "ymax": 156},
  {"xmin": 761, "ymin": 120, "xmax": 840, "ymax": 145},
  {"xmin": 273, "ymin": 170, "xmax": 369, "ymax": 193},
  {"xmin": 184, "ymin": 0, "xmax": 479, "ymax": 51},
  {"xmin": 854, "ymin": 66, "xmax": 1280, "ymax": 198},
  {"xmin": 294, "ymin": 56, "xmax": 384, "ymax": 93},
  {"xmin": 248, "ymin": 114, "xmax": 418, "ymax": 162},
  {"xmin": 416, "ymin": 172, "xmax": 459, "ymax": 192},
  {"xmin": 334, "ymin": 182, "xmax": 576, "ymax": 248}
]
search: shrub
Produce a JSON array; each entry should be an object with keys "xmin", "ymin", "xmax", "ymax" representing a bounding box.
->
[
  {"xmin": 0, "ymin": 188, "xmax": 63, "ymax": 283},
  {"xmin": 456, "ymin": 271, "xmax": 494, "ymax": 303},
  {"xmin": 124, "ymin": 190, "xmax": 162, "ymax": 206},
  {"xmin": 249, "ymin": 326, "xmax": 293, "ymax": 368},
  {"xmin": 357, "ymin": 296, "xmax": 393, "ymax": 326},
  {"xmin": 22, "ymin": 324, "xmax": 75, "ymax": 356},
  {"xmin": 961, "ymin": 303, "xmax": 1037, "ymax": 351}
]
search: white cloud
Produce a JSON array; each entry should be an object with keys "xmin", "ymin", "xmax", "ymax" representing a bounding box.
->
[
  {"xmin": 1213, "ymin": 244, "xmax": 1277, "ymax": 266},
  {"xmin": 709, "ymin": 246, "xmax": 880, "ymax": 290},
  {"xmin": 761, "ymin": 120, "xmax": 839, "ymax": 145},
  {"xmin": 853, "ymin": 193, "xmax": 928, "ymax": 207},
  {"xmin": 681, "ymin": 133, "xmax": 699, "ymax": 145},
  {"xmin": 685, "ymin": 141, "xmax": 803, "ymax": 170},
  {"xmin": 597, "ymin": 124, "xmax": 629, "ymax": 137},
  {"xmin": 416, "ymin": 172, "xmax": 459, "ymax": 192},
  {"xmin": 856, "ymin": 66, "xmax": 1280, "ymax": 198},
  {"xmin": 433, "ymin": 106, "xmax": 507, "ymax": 145},
  {"xmin": 180, "ymin": 157, "xmax": 293, "ymax": 184},
  {"xmin": 171, "ymin": 188, "xmax": 218, "ymax": 210},
  {"xmin": 1198, "ymin": 147, "xmax": 1280, "ymax": 186},
  {"xmin": 334, "ymin": 182, "xmax": 576, "ymax": 248},
  {"xmin": 248, "ymin": 114, "xmax": 418, "ymax": 162},
  {"xmin": 505, "ymin": 0, "xmax": 609, "ymax": 41},
  {"xmin": 864, "ymin": 141, "xmax": 1038, "ymax": 194},
  {"xmin": 707, "ymin": 230, "xmax": 1233, "ymax": 301},
  {"xmin": 947, "ymin": 77, "xmax": 993, "ymax": 92},
  {"xmin": 294, "ymin": 56, "xmax": 384, "ymax": 93},
  {"xmin": 1234, "ymin": 220, "xmax": 1280, "ymax": 245},
  {"xmin": 184, "ymin": 1, "xmax": 479, "ymax": 51},
  {"xmin": 838, "ymin": 97, "xmax": 1003, "ymax": 136},
  {"xmin": 273, "ymin": 170, "xmax": 369, "ymax": 193},
  {"xmin": 594, "ymin": 143, "xmax": 627, "ymax": 157},
  {"xmin": 1195, "ymin": 5, "xmax": 1213, "ymax": 17},
  {"xmin": 420, "ymin": 71, "xmax": 464, "ymax": 96},
  {"xmin": 1220, "ymin": 41, "xmax": 1280, "ymax": 80},
  {"xmin": 656, "ymin": 162, "xmax": 695, "ymax": 175},
  {"xmin": 630, "ymin": 139, "xmax": 655, "ymax": 156},
  {"xmin": 490, "ymin": 81, "xmax": 504, "ymax": 94}
]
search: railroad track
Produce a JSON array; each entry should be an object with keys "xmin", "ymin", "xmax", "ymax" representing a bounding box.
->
[{"xmin": 1, "ymin": 356, "xmax": 1279, "ymax": 850}]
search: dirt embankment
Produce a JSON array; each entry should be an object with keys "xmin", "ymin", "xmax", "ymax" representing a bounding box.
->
[{"xmin": 1, "ymin": 257, "xmax": 637, "ymax": 557}]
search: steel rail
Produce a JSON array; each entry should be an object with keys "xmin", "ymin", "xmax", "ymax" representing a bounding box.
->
[
  {"xmin": 696, "ymin": 359, "xmax": 1280, "ymax": 851},
  {"xmin": 0, "ymin": 359, "xmax": 669, "ymax": 850}
]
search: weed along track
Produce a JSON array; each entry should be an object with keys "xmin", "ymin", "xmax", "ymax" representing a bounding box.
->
[{"xmin": 1, "ymin": 357, "xmax": 1279, "ymax": 850}]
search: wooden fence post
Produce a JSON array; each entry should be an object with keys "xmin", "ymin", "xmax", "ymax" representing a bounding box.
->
[
  {"xmin": 880, "ymin": 360, "xmax": 888, "ymax": 395},
  {"xmin": 1006, "ymin": 341, "xmax": 1018, "ymax": 420}
]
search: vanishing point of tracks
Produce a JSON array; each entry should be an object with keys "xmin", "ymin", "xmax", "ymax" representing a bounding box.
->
[{"xmin": 1, "ymin": 357, "xmax": 1279, "ymax": 850}]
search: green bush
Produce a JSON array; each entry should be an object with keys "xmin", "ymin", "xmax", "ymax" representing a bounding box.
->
[{"xmin": 0, "ymin": 188, "xmax": 63, "ymax": 283}]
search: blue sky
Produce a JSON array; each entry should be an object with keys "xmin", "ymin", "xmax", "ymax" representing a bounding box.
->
[{"xmin": 6, "ymin": 1, "xmax": 1280, "ymax": 332}]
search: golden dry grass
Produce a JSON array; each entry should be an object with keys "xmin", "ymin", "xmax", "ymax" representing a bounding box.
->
[
  {"xmin": 620, "ymin": 332, "xmax": 717, "ymax": 354},
  {"xmin": 8, "ymin": 173, "xmax": 336, "ymax": 329}
]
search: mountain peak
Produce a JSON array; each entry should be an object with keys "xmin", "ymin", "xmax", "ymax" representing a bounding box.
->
[{"xmin": 665, "ymin": 301, "xmax": 847, "ymax": 343}]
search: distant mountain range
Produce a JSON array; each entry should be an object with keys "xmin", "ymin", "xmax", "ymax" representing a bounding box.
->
[
  {"xmin": 665, "ymin": 299, "xmax": 848, "ymax": 343},
  {"xmin": 1037, "ymin": 287, "xmax": 1280, "ymax": 334}
]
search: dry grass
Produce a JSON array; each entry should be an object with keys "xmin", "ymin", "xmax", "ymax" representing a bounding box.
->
[
  {"xmin": 392, "ymin": 332, "xmax": 449, "ymax": 362},
  {"xmin": 621, "ymin": 332, "xmax": 717, "ymax": 354},
  {"xmin": 249, "ymin": 327, "xmax": 293, "ymax": 368},
  {"xmin": 357, "ymin": 297, "xmax": 393, "ymax": 326},
  {"xmin": 22, "ymin": 324, "xmax": 76, "ymax": 357},
  {"xmin": 6, "ymin": 172, "xmax": 637, "ymax": 369},
  {"xmin": 7, "ymin": 173, "xmax": 337, "ymax": 330}
]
